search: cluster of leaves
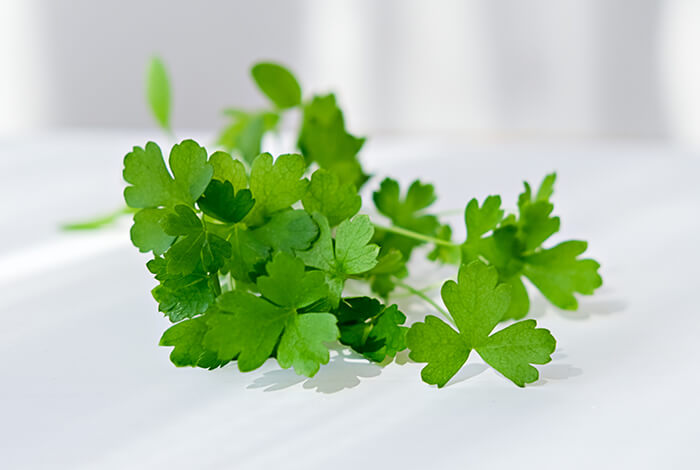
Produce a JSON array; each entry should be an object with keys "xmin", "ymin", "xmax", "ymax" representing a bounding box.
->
[{"xmin": 122, "ymin": 60, "xmax": 602, "ymax": 388}]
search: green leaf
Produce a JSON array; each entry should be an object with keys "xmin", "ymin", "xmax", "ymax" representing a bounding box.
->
[
  {"xmin": 298, "ymin": 94, "xmax": 367, "ymax": 187},
  {"xmin": 130, "ymin": 208, "xmax": 174, "ymax": 255},
  {"xmin": 206, "ymin": 291, "xmax": 292, "ymax": 370},
  {"xmin": 246, "ymin": 153, "xmax": 309, "ymax": 225},
  {"xmin": 372, "ymin": 178, "xmax": 440, "ymax": 259},
  {"xmin": 217, "ymin": 110, "xmax": 280, "ymax": 164},
  {"xmin": 252, "ymin": 209, "xmax": 318, "ymax": 253},
  {"xmin": 206, "ymin": 255, "xmax": 337, "ymax": 377},
  {"xmin": 535, "ymin": 173, "xmax": 557, "ymax": 202},
  {"xmin": 465, "ymin": 195, "xmax": 504, "ymax": 242},
  {"xmin": 407, "ymin": 260, "xmax": 556, "ymax": 387},
  {"xmin": 302, "ymin": 169, "xmax": 361, "ymax": 226},
  {"xmin": 123, "ymin": 140, "xmax": 213, "ymax": 208},
  {"xmin": 152, "ymin": 272, "xmax": 215, "ymax": 322},
  {"xmin": 226, "ymin": 226, "xmax": 270, "ymax": 283},
  {"xmin": 208, "ymin": 151, "xmax": 248, "ymax": 189},
  {"xmin": 334, "ymin": 215, "xmax": 379, "ymax": 274},
  {"xmin": 164, "ymin": 231, "xmax": 206, "ymax": 275},
  {"xmin": 159, "ymin": 316, "xmax": 227, "ymax": 369},
  {"xmin": 297, "ymin": 213, "xmax": 379, "ymax": 306},
  {"xmin": 441, "ymin": 260, "xmax": 511, "ymax": 346},
  {"xmin": 407, "ymin": 315, "xmax": 470, "ymax": 387},
  {"xmin": 522, "ymin": 241, "xmax": 602, "ymax": 310},
  {"xmin": 257, "ymin": 252, "xmax": 328, "ymax": 309},
  {"xmin": 201, "ymin": 232, "xmax": 232, "ymax": 273},
  {"xmin": 160, "ymin": 204, "xmax": 202, "ymax": 235},
  {"xmin": 477, "ymin": 320, "xmax": 556, "ymax": 387},
  {"xmin": 146, "ymin": 57, "xmax": 171, "ymax": 131},
  {"xmin": 160, "ymin": 205, "xmax": 231, "ymax": 275},
  {"xmin": 277, "ymin": 313, "xmax": 339, "ymax": 376},
  {"xmin": 518, "ymin": 201, "xmax": 560, "ymax": 252},
  {"xmin": 427, "ymin": 224, "xmax": 461, "ymax": 264},
  {"xmin": 251, "ymin": 62, "xmax": 302, "ymax": 109},
  {"xmin": 336, "ymin": 297, "xmax": 407, "ymax": 362},
  {"xmin": 459, "ymin": 175, "xmax": 602, "ymax": 319},
  {"xmin": 197, "ymin": 179, "xmax": 254, "ymax": 224}
]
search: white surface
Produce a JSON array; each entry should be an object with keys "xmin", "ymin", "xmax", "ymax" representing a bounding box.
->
[{"xmin": 1, "ymin": 133, "xmax": 699, "ymax": 469}]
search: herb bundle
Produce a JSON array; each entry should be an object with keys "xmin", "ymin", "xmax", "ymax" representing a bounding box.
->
[{"xmin": 121, "ymin": 60, "xmax": 602, "ymax": 387}]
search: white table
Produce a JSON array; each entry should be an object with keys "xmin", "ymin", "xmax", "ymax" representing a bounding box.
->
[{"xmin": 1, "ymin": 132, "xmax": 698, "ymax": 469}]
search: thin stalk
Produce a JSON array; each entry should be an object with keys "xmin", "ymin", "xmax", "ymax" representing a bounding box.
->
[
  {"xmin": 394, "ymin": 280, "xmax": 454, "ymax": 325},
  {"xmin": 372, "ymin": 223, "xmax": 458, "ymax": 247}
]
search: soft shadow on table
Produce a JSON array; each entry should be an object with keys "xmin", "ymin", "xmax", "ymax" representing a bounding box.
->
[
  {"xmin": 247, "ymin": 350, "xmax": 383, "ymax": 394},
  {"xmin": 527, "ymin": 288, "xmax": 627, "ymax": 321},
  {"xmin": 532, "ymin": 351, "xmax": 583, "ymax": 386}
]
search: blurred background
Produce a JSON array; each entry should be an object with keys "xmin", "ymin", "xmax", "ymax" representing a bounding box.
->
[{"xmin": 1, "ymin": 0, "xmax": 700, "ymax": 145}]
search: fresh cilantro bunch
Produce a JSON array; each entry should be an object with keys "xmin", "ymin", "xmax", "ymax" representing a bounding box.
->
[{"xmin": 120, "ymin": 60, "xmax": 602, "ymax": 388}]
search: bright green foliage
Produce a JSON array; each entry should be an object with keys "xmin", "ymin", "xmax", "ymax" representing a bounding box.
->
[
  {"xmin": 203, "ymin": 253, "xmax": 338, "ymax": 376},
  {"xmin": 251, "ymin": 62, "xmax": 302, "ymax": 109},
  {"xmin": 246, "ymin": 152, "xmax": 309, "ymax": 224},
  {"xmin": 302, "ymin": 169, "xmax": 361, "ymax": 226},
  {"xmin": 146, "ymin": 57, "xmax": 171, "ymax": 132},
  {"xmin": 159, "ymin": 316, "xmax": 227, "ymax": 369},
  {"xmin": 131, "ymin": 208, "xmax": 175, "ymax": 255},
  {"xmin": 217, "ymin": 109, "xmax": 279, "ymax": 164},
  {"xmin": 522, "ymin": 241, "xmax": 602, "ymax": 310},
  {"xmin": 363, "ymin": 249, "xmax": 408, "ymax": 298},
  {"xmin": 252, "ymin": 209, "xmax": 318, "ymax": 253},
  {"xmin": 297, "ymin": 213, "xmax": 379, "ymax": 305},
  {"xmin": 373, "ymin": 178, "xmax": 441, "ymax": 260},
  {"xmin": 208, "ymin": 151, "xmax": 248, "ymax": 189},
  {"xmin": 336, "ymin": 297, "xmax": 407, "ymax": 362},
  {"xmin": 407, "ymin": 261, "xmax": 556, "ymax": 387},
  {"xmin": 123, "ymin": 140, "xmax": 213, "ymax": 208},
  {"xmin": 197, "ymin": 180, "xmax": 254, "ymax": 224},
  {"xmin": 428, "ymin": 225, "xmax": 461, "ymax": 264},
  {"xmin": 160, "ymin": 205, "xmax": 231, "ymax": 275},
  {"xmin": 298, "ymin": 94, "xmax": 367, "ymax": 187},
  {"xmin": 123, "ymin": 60, "xmax": 603, "ymax": 388},
  {"xmin": 461, "ymin": 174, "xmax": 601, "ymax": 319},
  {"xmin": 148, "ymin": 257, "xmax": 215, "ymax": 322}
]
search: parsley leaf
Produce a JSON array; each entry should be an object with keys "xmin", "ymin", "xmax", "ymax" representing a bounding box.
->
[
  {"xmin": 245, "ymin": 153, "xmax": 309, "ymax": 225},
  {"xmin": 373, "ymin": 178, "xmax": 440, "ymax": 260},
  {"xmin": 251, "ymin": 62, "xmax": 302, "ymax": 109},
  {"xmin": 197, "ymin": 179, "xmax": 254, "ymax": 224},
  {"xmin": 252, "ymin": 209, "xmax": 318, "ymax": 253},
  {"xmin": 406, "ymin": 260, "xmax": 556, "ymax": 387},
  {"xmin": 522, "ymin": 241, "xmax": 602, "ymax": 310},
  {"xmin": 124, "ymin": 140, "xmax": 213, "ymax": 208},
  {"xmin": 130, "ymin": 208, "xmax": 175, "ymax": 255},
  {"xmin": 461, "ymin": 174, "xmax": 602, "ymax": 318},
  {"xmin": 204, "ymin": 253, "xmax": 338, "ymax": 376},
  {"xmin": 160, "ymin": 205, "xmax": 231, "ymax": 275},
  {"xmin": 297, "ymin": 213, "xmax": 379, "ymax": 305},
  {"xmin": 298, "ymin": 94, "xmax": 367, "ymax": 187},
  {"xmin": 302, "ymin": 169, "xmax": 361, "ymax": 226},
  {"xmin": 336, "ymin": 297, "xmax": 407, "ymax": 362},
  {"xmin": 208, "ymin": 151, "xmax": 248, "ymax": 189},
  {"xmin": 217, "ymin": 110, "xmax": 279, "ymax": 164},
  {"xmin": 159, "ymin": 315, "xmax": 228, "ymax": 369},
  {"xmin": 146, "ymin": 57, "xmax": 171, "ymax": 132},
  {"xmin": 148, "ymin": 258, "xmax": 215, "ymax": 322}
]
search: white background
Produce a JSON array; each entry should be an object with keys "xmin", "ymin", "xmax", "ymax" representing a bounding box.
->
[{"xmin": 4, "ymin": 0, "xmax": 700, "ymax": 142}]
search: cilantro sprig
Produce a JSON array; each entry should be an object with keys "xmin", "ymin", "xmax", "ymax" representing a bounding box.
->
[{"xmin": 116, "ymin": 60, "xmax": 603, "ymax": 388}]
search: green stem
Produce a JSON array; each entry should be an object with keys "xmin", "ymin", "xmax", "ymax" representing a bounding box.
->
[
  {"xmin": 394, "ymin": 280, "xmax": 454, "ymax": 325},
  {"xmin": 372, "ymin": 223, "xmax": 458, "ymax": 247},
  {"xmin": 61, "ymin": 206, "xmax": 136, "ymax": 230}
]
